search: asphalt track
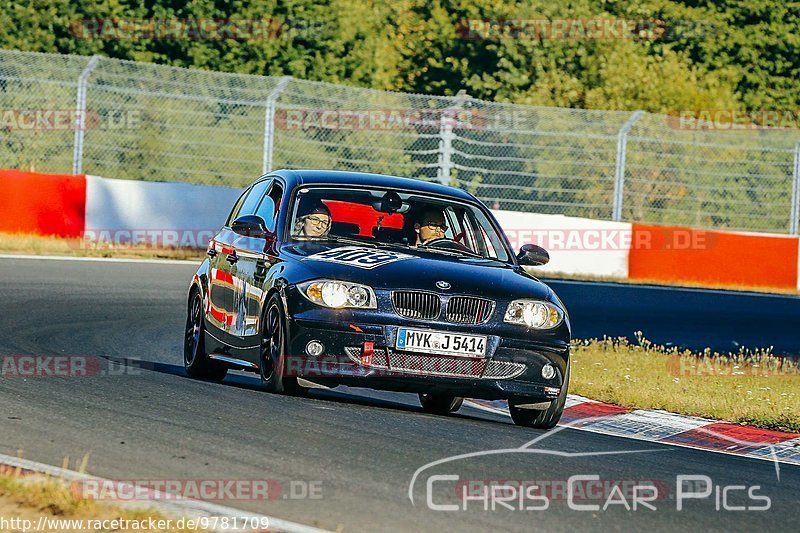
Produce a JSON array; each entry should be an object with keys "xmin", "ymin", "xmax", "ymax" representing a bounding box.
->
[{"xmin": 0, "ymin": 256, "xmax": 798, "ymax": 532}]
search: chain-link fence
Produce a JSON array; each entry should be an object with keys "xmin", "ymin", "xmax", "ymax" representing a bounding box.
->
[{"xmin": 2, "ymin": 49, "xmax": 800, "ymax": 234}]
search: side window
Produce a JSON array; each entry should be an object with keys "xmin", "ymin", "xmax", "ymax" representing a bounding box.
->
[
  {"xmin": 238, "ymin": 180, "xmax": 271, "ymax": 217},
  {"xmin": 442, "ymin": 207, "xmax": 458, "ymax": 241},
  {"xmin": 461, "ymin": 212, "xmax": 494, "ymax": 258},
  {"xmin": 255, "ymin": 182, "xmax": 284, "ymax": 232},
  {"xmin": 480, "ymin": 227, "xmax": 499, "ymax": 258},
  {"xmin": 268, "ymin": 182, "xmax": 283, "ymax": 209},
  {"xmin": 225, "ymin": 187, "xmax": 251, "ymax": 227},
  {"xmin": 460, "ymin": 212, "xmax": 480, "ymax": 253},
  {"xmin": 445, "ymin": 207, "xmax": 476, "ymax": 252}
]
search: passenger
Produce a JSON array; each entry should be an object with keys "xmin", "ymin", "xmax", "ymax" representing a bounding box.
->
[{"xmin": 294, "ymin": 201, "xmax": 332, "ymax": 238}]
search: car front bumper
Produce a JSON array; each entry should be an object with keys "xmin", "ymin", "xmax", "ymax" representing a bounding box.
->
[{"xmin": 284, "ymin": 295, "xmax": 570, "ymax": 402}]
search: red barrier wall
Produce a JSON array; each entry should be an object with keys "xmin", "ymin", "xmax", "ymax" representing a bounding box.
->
[
  {"xmin": 0, "ymin": 170, "xmax": 86, "ymax": 237},
  {"xmin": 629, "ymin": 224, "xmax": 799, "ymax": 290}
]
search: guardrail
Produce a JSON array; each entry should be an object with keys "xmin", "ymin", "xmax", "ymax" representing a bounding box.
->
[{"xmin": 548, "ymin": 279, "xmax": 800, "ymax": 355}]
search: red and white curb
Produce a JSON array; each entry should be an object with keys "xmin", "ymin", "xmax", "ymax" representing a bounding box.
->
[
  {"xmin": 0, "ymin": 453, "xmax": 331, "ymax": 533},
  {"xmin": 465, "ymin": 396, "xmax": 800, "ymax": 467}
]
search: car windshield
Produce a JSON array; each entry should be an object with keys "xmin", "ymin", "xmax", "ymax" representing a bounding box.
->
[{"xmin": 288, "ymin": 186, "xmax": 511, "ymax": 262}]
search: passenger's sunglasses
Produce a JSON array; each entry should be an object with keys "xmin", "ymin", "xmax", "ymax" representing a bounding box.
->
[{"xmin": 423, "ymin": 222, "xmax": 448, "ymax": 231}]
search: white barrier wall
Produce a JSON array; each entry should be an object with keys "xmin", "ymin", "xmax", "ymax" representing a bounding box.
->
[
  {"xmin": 491, "ymin": 210, "xmax": 632, "ymax": 278},
  {"xmin": 85, "ymin": 176, "xmax": 242, "ymax": 247},
  {"xmin": 83, "ymin": 175, "xmax": 629, "ymax": 278}
]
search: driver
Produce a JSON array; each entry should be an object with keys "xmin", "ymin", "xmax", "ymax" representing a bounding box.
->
[
  {"xmin": 293, "ymin": 201, "xmax": 332, "ymax": 238},
  {"xmin": 414, "ymin": 208, "xmax": 449, "ymax": 245}
]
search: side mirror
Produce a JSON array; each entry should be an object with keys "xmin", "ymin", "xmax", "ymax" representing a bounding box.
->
[
  {"xmin": 231, "ymin": 215, "xmax": 268, "ymax": 238},
  {"xmin": 517, "ymin": 244, "xmax": 550, "ymax": 266}
]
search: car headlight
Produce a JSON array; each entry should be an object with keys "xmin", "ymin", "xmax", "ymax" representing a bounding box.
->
[
  {"xmin": 298, "ymin": 280, "xmax": 377, "ymax": 309},
  {"xmin": 504, "ymin": 300, "xmax": 563, "ymax": 329}
]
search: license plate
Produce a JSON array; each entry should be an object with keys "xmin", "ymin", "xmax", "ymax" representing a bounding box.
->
[{"xmin": 396, "ymin": 328, "xmax": 487, "ymax": 357}]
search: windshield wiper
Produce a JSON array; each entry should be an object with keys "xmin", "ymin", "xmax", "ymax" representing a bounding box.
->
[
  {"xmin": 379, "ymin": 241, "xmax": 414, "ymax": 251},
  {"xmin": 451, "ymin": 248, "xmax": 483, "ymax": 259},
  {"xmin": 320, "ymin": 235, "xmax": 378, "ymax": 248},
  {"xmin": 378, "ymin": 239, "xmax": 485, "ymax": 259},
  {"xmin": 416, "ymin": 245, "xmax": 484, "ymax": 259},
  {"xmin": 320, "ymin": 236, "xmax": 484, "ymax": 259},
  {"xmin": 374, "ymin": 240, "xmax": 459, "ymax": 256}
]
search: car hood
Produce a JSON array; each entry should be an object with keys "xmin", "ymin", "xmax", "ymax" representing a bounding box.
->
[{"xmin": 281, "ymin": 242, "xmax": 552, "ymax": 301}]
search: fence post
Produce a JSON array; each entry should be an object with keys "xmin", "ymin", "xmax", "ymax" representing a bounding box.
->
[
  {"xmin": 72, "ymin": 55, "xmax": 101, "ymax": 175},
  {"xmin": 262, "ymin": 76, "xmax": 291, "ymax": 175},
  {"xmin": 437, "ymin": 90, "xmax": 469, "ymax": 185},
  {"xmin": 791, "ymin": 142, "xmax": 800, "ymax": 235},
  {"xmin": 612, "ymin": 110, "xmax": 645, "ymax": 222}
]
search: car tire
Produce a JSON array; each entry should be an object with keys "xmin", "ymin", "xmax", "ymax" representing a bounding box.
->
[
  {"xmin": 260, "ymin": 293, "xmax": 305, "ymax": 395},
  {"xmin": 418, "ymin": 393, "xmax": 464, "ymax": 415},
  {"xmin": 184, "ymin": 291, "xmax": 227, "ymax": 382},
  {"xmin": 508, "ymin": 363, "xmax": 570, "ymax": 429}
]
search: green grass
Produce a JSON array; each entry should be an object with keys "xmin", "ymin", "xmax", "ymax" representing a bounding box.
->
[
  {"xmin": 0, "ymin": 232, "xmax": 204, "ymax": 261},
  {"xmin": 571, "ymin": 335, "xmax": 800, "ymax": 432},
  {"xmin": 0, "ymin": 466, "xmax": 210, "ymax": 532}
]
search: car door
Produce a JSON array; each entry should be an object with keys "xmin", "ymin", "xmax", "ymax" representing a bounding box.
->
[
  {"xmin": 205, "ymin": 187, "xmax": 250, "ymax": 339},
  {"xmin": 207, "ymin": 180, "xmax": 270, "ymax": 351},
  {"xmin": 229, "ymin": 179, "xmax": 285, "ymax": 364}
]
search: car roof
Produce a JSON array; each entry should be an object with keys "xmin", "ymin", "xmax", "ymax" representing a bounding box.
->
[{"xmin": 268, "ymin": 169, "xmax": 479, "ymax": 203}]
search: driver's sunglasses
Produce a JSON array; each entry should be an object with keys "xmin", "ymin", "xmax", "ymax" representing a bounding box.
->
[
  {"xmin": 305, "ymin": 215, "xmax": 331, "ymax": 228},
  {"xmin": 423, "ymin": 222, "xmax": 448, "ymax": 231}
]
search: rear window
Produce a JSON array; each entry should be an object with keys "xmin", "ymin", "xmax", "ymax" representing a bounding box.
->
[{"xmin": 324, "ymin": 200, "xmax": 405, "ymax": 238}]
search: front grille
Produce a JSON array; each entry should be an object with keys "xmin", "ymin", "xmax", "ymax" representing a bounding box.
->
[
  {"xmin": 388, "ymin": 352, "xmax": 486, "ymax": 378},
  {"xmin": 483, "ymin": 360, "xmax": 526, "ymax": 379},
  {"xmin": 446, "ymin": 296, "xmax": 494, "ymax": 324},
  {"xmin": 345, "ymin": 346, "xmax": 388, "ymax": 368},
  {"xmin": 391, "ymin": 291, "xmax": 440, "ymax": 320},
  {"xmin": 345, "ymin": 346, "xmax": 526, "ymax": 380}
]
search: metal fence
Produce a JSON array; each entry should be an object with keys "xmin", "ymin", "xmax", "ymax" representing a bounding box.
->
[{"xmin": 2, "ymin": 49, "xmax": 800, "ymax": 234}]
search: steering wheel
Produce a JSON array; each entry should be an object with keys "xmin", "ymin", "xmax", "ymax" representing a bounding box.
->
[{"xmin": 423, "ymin": 238, "xmax": 473, "ymax": 253}]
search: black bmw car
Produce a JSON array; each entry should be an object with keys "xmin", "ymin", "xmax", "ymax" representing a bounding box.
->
[{"xmin": 184, "ymin": 169, "xmax": 571, "ymax": 428}]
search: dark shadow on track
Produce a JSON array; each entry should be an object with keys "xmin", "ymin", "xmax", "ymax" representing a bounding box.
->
[{"xmin": 98, "ymin": 354, "xmax": 515, "ymax": 426}]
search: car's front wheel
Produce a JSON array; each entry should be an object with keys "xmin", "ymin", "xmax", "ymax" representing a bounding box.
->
[
  {"xmin": 508, "ymin": 364, "xmax": 569, "ymax": 429},
  {"xmin": 418, "ymin": 393, "xmax": 464, "ymax": 415},
  {"xmin": 260, "ymin": 293, "xmax": 305, "ymax": 395},
  {"xmin": 184, "ymin": 291, "xmax": 227, "ymax": 382}
]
